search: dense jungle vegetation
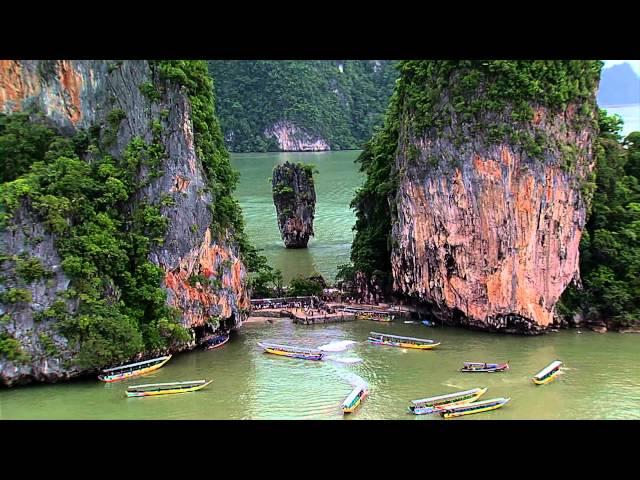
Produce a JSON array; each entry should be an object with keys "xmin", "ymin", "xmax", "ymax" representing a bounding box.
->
[{"xmin": 208, "ymin": 60, "xmax": 398, "ymax": 152}]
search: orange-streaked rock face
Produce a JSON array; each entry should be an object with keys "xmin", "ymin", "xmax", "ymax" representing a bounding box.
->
[
  {"xmin": 57, "ymin": 60, "xmax": 82, "ymax": 124},
  {"xmin": 164, "ymin": 228, "xmax": 250, "ymax": 327},
  {"xmin": 0, "ymin": 61, "xmax": 39, "ymax": 112},
  {"xmin": 0, "ymin": 60, "xmax": 84, "ymax": 124},
  {"xmin": 392, "ymin": 104, "xmax": 596, "ymax": 332}
]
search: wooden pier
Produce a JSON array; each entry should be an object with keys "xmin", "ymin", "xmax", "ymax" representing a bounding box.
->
[
  {"xmin": 292, "ymin": 312, "xmax": 356, "ymax": 325},
  {"xmin": 248, "ymin": 300, "xmax": 416, "ymax": 326}
]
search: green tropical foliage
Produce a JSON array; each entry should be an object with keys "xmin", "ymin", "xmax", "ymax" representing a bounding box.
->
[
  {"xmin": 0, "ymin": 112, "xmax": 57, "ymax": 183},
  {"xmin": 0, "ymin": 60, "xmax": 267, "ymax": 369},
  {"xmin": 208, "ymin": 60, "xmax": 398, "ymax": 152},
  {"xmin": 560, "ymin": 112, "xmax": 640, "ymax": 328},
  {"xmin": 287, "ymin": 275, "xmax": 324, "ymax": 297}
]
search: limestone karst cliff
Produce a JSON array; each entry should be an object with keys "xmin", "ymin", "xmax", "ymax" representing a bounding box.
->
[
  {"xmin": 264, "ymin": 122, "xmax": 330, "ymax": 152},
  {"xmin": 272, "ymin": 161, "xmax": 316, "ymax": 248},
  {"xmin": 351, "ymin": 61, "xmax": 602, "ymax": 333},
  {"xmin": 0, "ymin": 60, "xmax": 250, "ymax": 385}
]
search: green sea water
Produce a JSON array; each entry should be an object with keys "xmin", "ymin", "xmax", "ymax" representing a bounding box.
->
[
  {"xmin": 2, "ymin": 150, "xmax": 639, "ymax": 420},
  {"xmin": 231, "ymin": 150, "xmax": 363, "ymax": 283},
  {"xmin": 1, "ymin": 320, "xmax": 638, "ymax": 419}
]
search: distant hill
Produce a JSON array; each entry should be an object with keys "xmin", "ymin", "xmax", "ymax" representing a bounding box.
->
[
  {"xmin": 209, "ymin": 61, "xmax": 398, "ymax": 152},
  {"xmin": 597, "ymin": 63, "xmax": 640, "ymax": 105}
]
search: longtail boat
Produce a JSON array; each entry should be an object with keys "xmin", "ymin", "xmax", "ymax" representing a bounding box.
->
[
  {"xmin": 460, "ymin": 361, "xmax": 509, "ymax": 373},
  {"xmin": 357, "ymin": 313, "xmax": 393, "ymax": 322},
  {"xmin": 341, "ymin": 384, "xmax": 369, "ymax": 414},
  {"xmin": 258, "ymin": 342, "xmax": 324, "ymax": 361},
  {"xmin": 343, "ymin": 307, "xmax": 394, "ymax": 322},
  {"xmin": 126, "ymin": 380, "xmax": 212, "ymax": 397},
  {"xmin": 532, "ymin": 360, "xmax": 563, "ymax": 385},
  {"xmin": 440, "ymin": 397, "xmax": 510, "ymax": 419},
  {"xmin": 368, "ymin": 332, "xmax": 440, "ymax": 350},
  {"xmin": 204, "ymin": 334, "xmax": 229, "ymax": 350},
  {"xmin": 98, "ymin": 355, "xmax": 172, "ymax": 382},
  {"xmin": 409, "ymin": 387, "xmax": 487, "ymax": 415}
]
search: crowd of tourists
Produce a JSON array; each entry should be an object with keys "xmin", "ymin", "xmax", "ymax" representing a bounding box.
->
[{"xmin": 251, "ymin": 297, "xmax": 318, "ymax": 310}]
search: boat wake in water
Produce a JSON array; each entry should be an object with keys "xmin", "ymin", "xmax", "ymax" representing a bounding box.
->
[
  {"xmin": 318, "ymin": 340, "xmax": 358, "ymax": 352},
  {"xmin": 326, "ymin": 356, "xmax": 363, "ymax": 364},
  {"xmin": 341, "ymin": 371, "xmax": 368, "ymax": 389}
]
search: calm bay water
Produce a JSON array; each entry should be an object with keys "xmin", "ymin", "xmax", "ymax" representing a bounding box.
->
[
  {"xmin": 2, "ymin": 150, "xmax": 639, "ymax": 420},
  {"xmin": 1, "ymin": 320, "xmax": 639, "ymax": 419},
  {"xmin": 231, "ymin": 151, "xmax": 363, "ymax": 283}
]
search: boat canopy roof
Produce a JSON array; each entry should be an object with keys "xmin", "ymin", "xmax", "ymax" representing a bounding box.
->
[
  {"xmin": 534, "ymin": 360, "xmax": 563, "ymax": 379},
  {"xmin": 127, "ymin": 380, "xmax": 207, "ymax": 391},
  {"xmin": 441, "ymin": 397, "xmax": 509, "ymax": 411},
  {"xmin": 102, "ymin": 355, "xmax": 171, "ymax": 373},
  {"xmin": 464, "ymin": 362, "xmax": 501, "ymax": 367},
  {"xmin": 342, "ymin": 385, "xmax": 367, "ymax": 406},
  {"xmin": 411, "ymin": 387, "xmax": 484, "ymax": 405},
  {"xmin": 259, "ymin": 342, "xmax": 322, "ymax": 354},
  {"xmin": 369, "ymin": 332, "xmax": 435, "ymax": 343}
]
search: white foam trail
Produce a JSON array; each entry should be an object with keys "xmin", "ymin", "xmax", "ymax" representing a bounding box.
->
[
  {"xmin": 326, "ymin": 355, "xmax": 363, "ymax": 364},
  {"xmin": 342, "ymin": 371, "xmax": 368, "ymax": 389},
  {"xmin": 444, "ymin": 383, "xmax": 464, "ymax": 389},
  {"xmin": 318, "ymin": 340, "xmax": 358, "ymax": 352}
]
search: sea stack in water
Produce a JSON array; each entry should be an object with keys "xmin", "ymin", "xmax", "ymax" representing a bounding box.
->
[{"xmin": 272, "ymin": 161, "xmax": 316, "ymax": 248}]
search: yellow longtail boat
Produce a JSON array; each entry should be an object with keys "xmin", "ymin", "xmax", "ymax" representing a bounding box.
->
[
  {"xmin": 409, "ymin": 387, "xmax": 488, "ymax": 415},
  {"xmin": 532, "ymin": 360, "xmax": 563, "ymax": 385},
  {"xmin": 368, "ymin": 332, "xmax": 440, "ymax": 350},
  {"xmin": 258, "ymin": 342, "xmax": 324, "ymax": 360},
  {"xmin": 341, "ymin": 384, "xmax": 369, "ymax": 414},
  {"xmin": 440, "ymin": 397, "xmax": 510, "ymax": 419},
  {"xmin": 98, "ymin": 355, "xmax": 172, "ymax": 382},
  {"xmin": 126, "ymin": 380, "xmax": 212, "ymax": 397}
]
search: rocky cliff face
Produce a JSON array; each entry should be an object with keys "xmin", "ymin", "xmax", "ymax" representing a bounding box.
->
[
  {"xmin": 391, "ymin": 63, "xmax": 600, "ymax": 333},
  {"xmin": 264, "ymin": 122, "xmax": 330, "ymax": 152},
  {"xmin": 0, "ymin": 60, "xmax": 249, "ymax": 385},
  {"xmin": 272, "ymin": 161, "xmax": 316, "ymax": 248},
  {"xmin": 352, "ymin": 61, "xmax": 601, "ymax": 333},
  {"xmin": 0, "ymin": 202, "xmax": 81, "ymax": 383}
]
